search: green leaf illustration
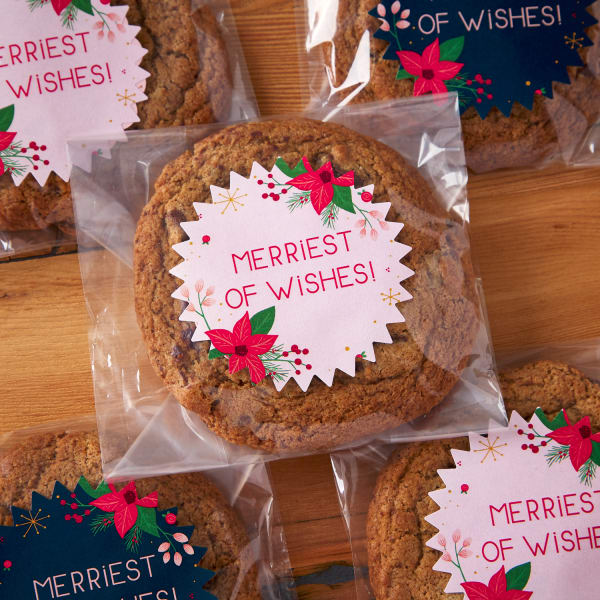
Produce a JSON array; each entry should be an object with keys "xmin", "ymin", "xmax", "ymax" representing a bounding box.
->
[
  {"xmin": 208, "ymin": 348, "xmax": 225, "ymax": 359},
  {"xmin": 0, "ymin": 105, "xmax": 15, "ymax": 132},
  {"xmin": 77, "ymin": 477, "xmax": 112, "ymax": 499},
  {"xmin": 439, "ymin": 36, "xmax": 465, "ymax": 62},
  {"xmin": 505, "ymin": 562, "xmax": 531, "ymax": 591},
  {"xmin": 396, "ymin": 68, "xmax": 414, "ymax": 80},
  {"xmin": 275, "ymin": 157, "xmax": 308, "ymax": 178},
  {"xmin": 250, "ymin": 306, "xmax": 275, "ymax": 335},
  {"xmin": 136, "ymin": 506, "xmax": 159, "ymax": 537},
  {"xmin": 591, "ymin": 441, "xmax": 600, "ymax": 467},
  {"xmin": 535, "ymin": 408, "xmax": 568, "ymax": 431},
  {"xmin": 71, "ymin": 0, "xmax": 94, "ymax": 15},
  {"xmin": 331, "ymin": 185, "xmax": 355, "ymax": 213}
]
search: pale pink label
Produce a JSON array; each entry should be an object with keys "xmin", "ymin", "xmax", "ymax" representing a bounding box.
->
[
  {"xmin": 426, "ymin": 410, "xmax": 600, "ymax": 599},
  {"xmin": 171, "ymin": 158, "xmax": 413, "ymax": 391},
  {"xmin": 0, "ymin": 0, "xmax": 148, "ymax": 185}
]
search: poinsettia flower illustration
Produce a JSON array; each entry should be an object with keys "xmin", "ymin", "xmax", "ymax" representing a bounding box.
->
[
  {"xmin": 288, "ymin": 159, "xmax": 354, "ymax": 215},
  {"xmin": 397, "ymin": 38, "xmax": 463, "ymax": 96},
  {"xmin": 462, "ymin": 566, "xmax": 532, "ymax": 600},
  {"xmin": 547, "ymin": 414, "xmax": 600, "ymax": 470},
  {"xmin": 461, "ymin": 566, "xmax": 533, "ymax": 600},
  {"xmin": 90, "ymin": 482, "xmax": 158, "ymax": 538},
  {"xmin": 0, "ymin": 131, "xmax": 17, "ymax": 176},
  {"xmin": 205, "ymin": 312, "xmax": 278, "ymax": 384},
  {"xmin": 51, "ymin": 0, "xmax": 72, "ymax": 15}
]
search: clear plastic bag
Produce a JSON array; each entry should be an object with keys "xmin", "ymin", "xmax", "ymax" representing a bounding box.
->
[
  {"xmin": 329, "ymin": 337, "xmax": 600, "ymax": 600},
  {"xmin": 69, "ymin": 95, "xmax": 504, "ymax": 478},
  {"xmin": 304, "ymin": 0, "xmax": 600, "ymax": 173},
  {"xmin": 0, "ymin": 0, "xmax": 257, "ymax": 259},
  {"xmin": 0, "ymin": 417, "xmax": 294, "ymax": 600}
]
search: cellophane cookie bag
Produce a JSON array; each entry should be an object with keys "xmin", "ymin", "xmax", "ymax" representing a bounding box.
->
[
  {"xmin": 0, "ymin": 417, "xmax": 294, "ymax": 600},
  {"xmin": 0, "ymin": 0, "xmax": 257, "ymax": 259},
  {"xmin": 304, "ymin": 0, "xmax": 600, "ymax": 172},
  {"xmin": 330, "ymin": 338, "xmax": 600, "ymax": 600},
  {"xmin": 69, "ymin": 95, "xmax": 504, "ymax": 478}
]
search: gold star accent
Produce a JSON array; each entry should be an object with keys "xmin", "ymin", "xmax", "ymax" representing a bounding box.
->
[
  {"xmin": 564, "ymin": 33, "xmax": 584, "ymax": 49},
  {"xmin": 116, "ymin": 89, "xmax": 136, "ymax": 107},
  {"xmin": 380, "ymin": 288, "xmax": 403, "ymax": 306},
  {"xmin": 474, "ymin": 436, "xmax": 508, "ymax": 463},
  {"xmin": 16, "ymin": 509, "xmax": 50, "ymax": 538},
  {"xmin": 214, "ymin": 188, "xmax": 247, "ymax": 214}
]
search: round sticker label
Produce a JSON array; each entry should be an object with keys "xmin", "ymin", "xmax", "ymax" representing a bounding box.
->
[{"xmin": 170, "ymin": 158, "xmax": 413, "ymax": 391}]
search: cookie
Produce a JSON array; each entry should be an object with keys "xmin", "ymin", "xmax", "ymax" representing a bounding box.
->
[
  {"xmin": 0, "ymin": 0, "xmax": 231, "ymax": 234},
  {"xmin": 322, "ymin": 0, "xmax": 600, "ymax": 171},
  {"xmin": 366, "ymin": 360, "xmax": 600, "ymax": 600},
  {"xmin": 0, "ymin": 430, "xmax": 259, "ymax": 600},
  {"xmin": 133, "ymin": 117, "xmax": 480, "ymax": 452}
]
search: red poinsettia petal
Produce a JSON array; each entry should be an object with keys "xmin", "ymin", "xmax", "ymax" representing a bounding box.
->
[
  {"xmin": 569, "ymin": 438, "xmax": 593, "ymax": 471},
  {"xmin": 461, "ymin": 581, "xmax": 493, "ymax": 600},
  {"xmin": 301, "ymin": 156, "xmax": 313, "ymax": 172},
  {"xmin": 428, "ymin": 78, "xmax": 448, "ymax": 95},
  {"xmin": 548, "ymin": 425, "xmax": 581, "ymax": 446},
  {"xmin": 135, "ymin": 491, "xmax": 158, "ymax": 508},
  {"xmin": 233, "ymin": 311, "xmax": 253, "ymax": 344},
  {"xmin": 0, "ymin": 132, "xmax": 17, "ymax": 152},
  {"xmin": 396, "ymin": 50, "xmax": 424, "ymax": 77},
  {"xmin": 434, "ymin": 61, "xmax": 464, "ymax": 81},
  {"xmin": 114, "ymin": 504, "xmax": 139, "ymax": 538},
  {"xmin": 90, "ymin": 492, "xmax": 127, "ymax": 513},
  {"xmin": 413, "ymin": 76, "xmax": 433, "ymax": 96},
  {"xmin": 501, "ymin": 590, "xmax": 533, "ymax": 600},
  {"xmin": 51, "ymin": 0, "xmax": 72, "ymax": 15},
  {"xmin": 422, "ymin": 38, "xmax": 441, "ymax": 68},
  {"xmin": 246, "ymin": 334, "xmax": 278, "ymax": 355},
  {"xmin": 205, "ymin": 329, "xmax": 237, "ymax": 354},
  {"xmin": 332, "ymin": 170, "xmax": 354, "ymax": 187},
  {"xmin": 245, "ymin": 353, "xmax": 267, "ymax": 384},
  {"xmin": 488, "ymin": 566, "xmax": 507, "ymax": 595},
  {"xmin": 229, "ymin": 353, "xmax": 248, "ymax": 375},
  {"xmin": 591, "ymin": 432, "xmax": 600, "ymax": 442},
  {"xmin": 0, "ymin": 159, "xmax": 4, "ymax": 177},
  {"xmin": 310, "ymin": 182, "xmax": 334, "ymax": 214},
  {"xmin": 288, "ymin": 171, "xmax": 323, "ymax": 192}
]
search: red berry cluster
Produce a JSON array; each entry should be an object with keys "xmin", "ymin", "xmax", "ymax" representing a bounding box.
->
[
  {"xmin": 20, "ymin": 141, "xmax": 49, "ymax": 171},
  {"xmin": 282, "ymin": 344, "xmax": 312, "ymax": 375},
  {"xmin": 60, "ymin": 492, "xmax": 91, "ymax": 523},
  {"xmin": 257, "ymin": 173, "xmax": 289, "ymax": 202},
  {"xmin": 465, "ymin": 73, "xmax": 493, "ymax": 104},
  {"xmin": 518, "ymin": 423, "xmax": 548, "ymax": 454}
]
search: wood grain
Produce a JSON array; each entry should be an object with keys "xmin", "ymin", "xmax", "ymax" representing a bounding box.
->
[{"xmin": 1, "ymin": 1, "xmax": 600, "ymax": 598}]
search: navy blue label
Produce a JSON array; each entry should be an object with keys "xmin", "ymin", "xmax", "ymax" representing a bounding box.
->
[
  {"xmin": 0, "ymin": 479, "xmax": 215, "ymax": 600},
  {"xmin": 370, "ymin": 1, "xmax": 597, "ymax": 117}
]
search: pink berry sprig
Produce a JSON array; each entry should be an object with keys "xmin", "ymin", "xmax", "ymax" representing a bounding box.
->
[
  {"xmin": 518, "ymin": 423, "xmax": 550, "ymax": 454},
  {"xmin": 257, "ymin": 173, "xmax": 292, "ymax": 202},
  {"xmin": 464, "ymin": 73, "xmax": 494, "ymax": 104},
  {"xmin": 59, "ymin": 491, "xmax": 92, "ymax": 523}
]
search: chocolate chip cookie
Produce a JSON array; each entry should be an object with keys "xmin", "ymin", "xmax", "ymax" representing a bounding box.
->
[
  {"xmin": 0, "ymin": 429, "xmax": 259, "ymax": 600},
  {"xmin": 133, "ymin": 117, "xmax": 480, "ymax": 452},
  {"xmin": 366, "ymin": 360, "xmax": 600, "ymax": 600},
  {"xmin": 320, "ymin": 0, "xmax": 600, "ymax": 172},
  {"xmin": 0, "ymin": 0, "xmax": 231, "ymax": 235}
]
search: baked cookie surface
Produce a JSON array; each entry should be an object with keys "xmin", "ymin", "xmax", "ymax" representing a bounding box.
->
[
  {"xmin": 0, "ymin": 430, "xmax": 259, "ymax": 600},
  {"xmin": 366, "ymin": 360, "xmax": 600, "ymax": 600},
  {"xmin": 134, "ymin": 117, "xmax": 480, "ymax": 452},
  {"xmin": 322, "ymin": 0, "xmax": 600, "ymax": 171},
  {"xmin": 0, "ymin": 0, "xmax": 231, "ymax": 234}
]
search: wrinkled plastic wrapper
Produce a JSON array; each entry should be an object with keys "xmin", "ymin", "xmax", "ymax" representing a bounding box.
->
[
  {"xmin": 304, "ymin": 0, "xmax": 600, "ymax": 172},
  {"xmin": 69, "ymin": 95, "xmax": 505, "ymax": 478},
  {"xmin": 0, "ymin": 417, "xmax": 294, "ymax": 600},
  {"xmin": 329, "ymin": 337, "xmax": 600, "ymax": 600},
  {"xmin": 0, "ymin": 0, "xmax": 257, "ymax": 259}
]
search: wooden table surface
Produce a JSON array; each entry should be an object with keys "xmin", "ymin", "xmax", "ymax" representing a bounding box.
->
[{"xmin": 1, "ymin": 1, "xmax": 600, "ymax": 598}]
